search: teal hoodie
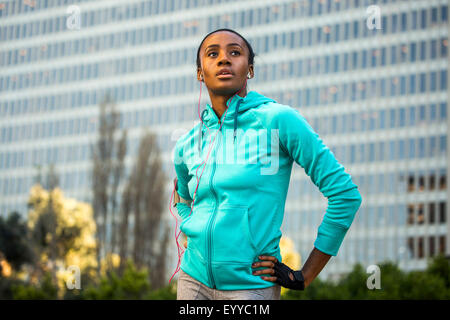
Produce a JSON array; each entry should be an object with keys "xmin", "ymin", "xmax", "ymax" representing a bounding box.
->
[{"xmin": 173, "ymin": 90, "xmax": 362, "ymax": 290}]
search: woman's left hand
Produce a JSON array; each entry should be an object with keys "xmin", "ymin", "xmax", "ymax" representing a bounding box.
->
[
  {"xmin": 251, "ymin": 255, "xmax": 285, "ymax": 282},
  {"xmin": 251, "ymin": 255, "xmax": 306, "ymax": 290}
]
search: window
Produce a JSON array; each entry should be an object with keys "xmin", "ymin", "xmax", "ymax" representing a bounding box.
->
[
  {"xmin": 419, "ymin": 73, "xmax": 426, "ymax": 92},
  {"xmin": 401, "ymin": 12, "xmax": 407, "ymax": 31},
  {"xmin": 398, "ymin": 140, "xmax": 405, "ymax": 160},
  {"xmin": 418, "ymin": 137, "xmax": 425, "ymax": 158},
  {"xmin": 408, "ymin": 138, "xmax": 415, "ymax": 158},
  {"xmin": 420, "ymin": 8, "xmax": 427, "ymax": 29},
  {"xmin": 380, "ymin": 78, "xmax": 386, "ymax": 96},
  {"xmin": 369, "ymin": 143, "xmax": 375, "ymax": 162},
  {"xmin": 399, "ymin": 108, "xmax": 406, "ymax": 127},
  {"xmin": 429, "ymin": 236, "xmax": 435, "ymax": 256},
  {"xmin": 431, "ymin": 39, "xmax": 437, "ymax": 59},
  {"xmin": 411, "ymin": 10, "xmax": 418, "ymax": 30},
  {"xmin": 442, "ymin": 5, "xmax": 448, "ymax": 22},
  {"xmin": 324, "ymin": 55, "xmax": 330, "ymax": 73},
  {"xmin": 409, "ymin": 74, "xmax": 416, "ymax": 94},
  {"xmin": 344, "ymin": 22, "xmax": 350, "ymax": 40},
  {"xmin": 409, "ymin": 105, "xmax": 416, "ymax": 126},
  {"xmin": 400, "ymin": 76, "xmax": 406, "ymax": 95},
  {"xmin": 390, "ymin": 45, "xmax": 397, "ymax": 64},
  {"xmin": 439, "ymin": 202, "xmax": 446, "ymax": 223},
  {"xmin": 391, "ymin": 14, "xmax": 398, "ymax": 33},
  {"xmin": 361, "ymin": 50, "xmax": 367, "ymax": 68},
  {"xmin": 429, "ymin": 136, "xmax": 437, "ymax": 157},
  {"xmin": 409, "ymin": 42, "xmax": 417, "ymax": 62},
  {"xmin": 390, "ymin": 77, "xmax": 398, "ymax": 96},
  {"xmin": 353, "ymin": 20, "xmax": 359, "ymax": 38},
  {"xmin": 430, "ymin": 72, "xmax": 437, "ymax": 92},
  {"xmin": 431, "ymin": 7, "xmax": 438, "ymax": 25},
  {"xmin": 420, "ymin": 41, "xmax": 427, "ymax": 60},
  {"xmin": 440, "ymin": 70, "xmax": 447, "ymax": 90},
  {"xmin": 440, "ymin": 102, "xmax": 447, "ymax": 120},
  {"xmin": 439, "ymin": 135, "xmax": 447, "ymax": 154}
]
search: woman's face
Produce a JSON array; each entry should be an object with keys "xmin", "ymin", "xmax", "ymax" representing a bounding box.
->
[{"xmin": 197, "ymin": 31, "xmax": 253, "ymax": 96}]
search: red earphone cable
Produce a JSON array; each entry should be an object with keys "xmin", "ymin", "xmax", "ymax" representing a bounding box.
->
[{"xmin": 169, "ymin": 77, "xmax": 248, "ymax": 284}]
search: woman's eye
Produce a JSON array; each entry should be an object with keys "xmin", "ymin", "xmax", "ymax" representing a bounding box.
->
[{"xmin": 207, "ymin": 50, "xmax": 240, "ymax": 57}]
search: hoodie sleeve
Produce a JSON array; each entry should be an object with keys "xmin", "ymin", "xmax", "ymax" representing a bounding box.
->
[
  {"xmin": 173, "ymin": 139, "xmax": 193, "ymax": 220},
  {"xmin": 274, "ymin": 105, "xmax": 362, "ymax": 256}
]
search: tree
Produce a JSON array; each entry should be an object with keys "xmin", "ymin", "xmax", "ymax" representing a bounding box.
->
[
  {"xmin": 27, "ymin": 184, "xmax": 97, "ymax": 297},
  {"xmin": 122, "ymin": 131, "xmax": 169, "ymax": 290},
  {"xmin": 11, "ymin": 272, "xmax": 58, "ymax": 300},
  {"xmin": 82, "ymin": 259, "xmax": 150, "ymax": 300},
  {"xmin": 91, "ymin": 94, "xmax": 171, "ymax": 289},
  {"xmin": 0, "ymin": 212, "xmax": 35, "ymax": 272},
  {"xmin": 91, "ymin": 93, "xmax": 122, "ymax": 273},
  {"xmin": 282, "ymin": 255, "xmax": 450, "ymax": 300},
  {"xmin": 33, "ymin": 163, "xmax": 60, "ymax": 191},
  {"xmin": 109, "ymin": 129, "xmax": 127, "ymax": 270},
  {"xmin": 426, "ymin": 254, "xmax": 450, "ymax": 288}
]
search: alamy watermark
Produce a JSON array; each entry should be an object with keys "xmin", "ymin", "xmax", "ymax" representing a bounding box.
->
[
  {"xmin": 366, "ymin": 264, "xmax": 381, "ymax": 290},
  {"xmin": 65, "ymin": 265, "xmax": 81, "ymax": 290},
  {"xmin": 172, "ymin": 128, "xmax": 280, "ymax": 176},
  {"xmin": 66, "ymin": 5, "xmax": 81, "ymax": 30},
  {"xmin": 366, "ymin": 5, "xmax": 382, "ymax": 30}
]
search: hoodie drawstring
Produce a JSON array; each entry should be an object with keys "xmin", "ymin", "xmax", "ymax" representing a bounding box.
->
[
  {"xmin": 233, "ymin": 99, "xmax": 242, "ymax": 145},
  {"xmin": 198, "ymin": 98, "xmax": 243, "ymax": 153},
  {"xmin": 198, "ymin": 109, "xmax": 208, "ymax": 153}
]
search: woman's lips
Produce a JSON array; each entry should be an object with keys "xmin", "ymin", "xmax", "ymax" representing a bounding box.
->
[{"xmin": 217, "ymin": 73, "xmax": 233, "ymax": 79}]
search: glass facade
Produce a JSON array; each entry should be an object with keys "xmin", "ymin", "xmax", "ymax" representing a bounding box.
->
[{"xmin": 0, "ymin": 0, "xmax": 448, "ymax": 280}]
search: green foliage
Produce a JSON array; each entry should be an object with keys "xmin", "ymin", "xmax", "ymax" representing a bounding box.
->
[
  {"xmin": 426, "ymin": 254, "xmax": 450, "ymax": 288},
  {"xmin": 4, "ymin": 255, "xmax": 450, "ymax": 299},
  {"xmin": 11, "ymin": 272, "xmax": 58, "ymax": 300},
  {"xmin": 82, "ymin": 260, "xmax": 150, "ymax": 299},
  {"xmin": 0, "ymin": 277, "xmax": 25, "ymax": 299},
  {"xmin": 282, "ymin": 256, "xmax": 450, "ymax": 300},
  {"xmin": 282, "ymin": 276, "xmax": 338, "ymax": 300},
  {"xmin": 144, "ymin": 283, "xmax": 177, "ymax": 300},
  {"xmin": 336, "ymin": 263, "xmax": 368, "ymax": 299},
  {"xmin": 400, "ymin": 271, "xmax": 449, "ymax": 300},
  {"xmin": 365, "ymin": 261, "xmax": 405, "ymax": 300},
  {"xmin": 0, "ymin": 211, "xmax": 35, "ymax": 270},
  {"xmin": 3, "ymin": 207, "xmax": 450, "ymax": 301}
]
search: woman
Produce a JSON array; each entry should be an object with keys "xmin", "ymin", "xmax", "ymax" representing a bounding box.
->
[{"xmin": 172, "ymin": 28, "xmax": 362, "ymax": 300}]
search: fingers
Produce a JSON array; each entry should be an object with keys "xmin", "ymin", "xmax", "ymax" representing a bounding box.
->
[
  {"xmin": 252, "ymin": 255, "xmax": 278, "ymax": 283},
  {"xmin": 252, "ymin": 261, "xmax": 275, "ymax": 268},
  {"xmin": 261, "ymin": 276, "xmax": 277, "ymax": 282},
  {"xmin": 252, "ymin": 268, "xmax": 275, "ymax": 276},
  {"xmin": 251, "ymin": 255, "xmax": 278, "ymax": 269},
  {"xmin": 183, "ymin": 239, "xmax": 187, "ymax": 248},
  {"xmin": 258, "ymin": 255, "xmax": 278, "ymax": 263}
]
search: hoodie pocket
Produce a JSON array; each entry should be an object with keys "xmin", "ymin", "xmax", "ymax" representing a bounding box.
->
[
  {"xmin": 180, "ymin": 205, "xmax": 214, "ymax": 260},
  {"xmin": 212, "ymin": 204, "xmax": 257, "ymax": 263}
]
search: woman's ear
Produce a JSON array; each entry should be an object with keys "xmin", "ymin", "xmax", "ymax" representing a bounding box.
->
[
  {"xmin": 197, "ymin": 69, "xmax": 204, "ymax": 82},
  {"xmin": 247, "ymin": 65, "xmax": 254, "ymax": 79}
]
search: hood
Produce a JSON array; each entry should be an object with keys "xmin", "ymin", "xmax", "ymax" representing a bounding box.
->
[{"xmin": 198, "ymin": 91, "xmax": 276, "ymax": 152}]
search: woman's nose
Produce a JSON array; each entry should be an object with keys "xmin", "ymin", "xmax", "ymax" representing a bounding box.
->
[{"xmin": 217, "ymin": 52, "xmax": 231, "ymax": 65}]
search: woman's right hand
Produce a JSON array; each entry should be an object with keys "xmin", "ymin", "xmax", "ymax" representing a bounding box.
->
[{"xmin": 182, "ymin": 232, "xmax": 187, "ymax": 248}]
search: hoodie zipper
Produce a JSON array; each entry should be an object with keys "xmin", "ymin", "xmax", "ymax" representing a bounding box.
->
[
  {"xmin": 205, "ymin": 99, "xmax": 241, "ymax": 289},
  {"xmin": 206, "ymin": 121, "xmax": 222, "ymax": 289}
]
